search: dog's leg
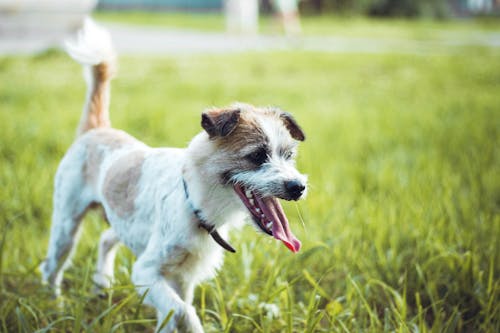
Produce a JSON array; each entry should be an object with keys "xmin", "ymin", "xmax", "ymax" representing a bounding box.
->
[
  {"xmin": 132, "ymin": 262, "xmax": 204, "ymax": 333},
  {"xmin": 182, "ymin": 282, "xmax": 196, "ymax": 305},
  {"xmin": 40, "ymin": 200, "xmax": 89, "ymax": 296},
  {"xmin": 93, "ymin": 228, "xmax": 119, "ymax": 289},
  {"xmin": 40, "ymin": 151, "xmax": 94, "ymax": 296},
  {"xmin": 132, "ymin": 240, "xmax": 204, "ymax": 333}
]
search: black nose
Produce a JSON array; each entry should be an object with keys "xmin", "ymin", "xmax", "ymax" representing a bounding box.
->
[{"xmin": 285, "ymin": 180, "xmax": 305, "ymax": 200}]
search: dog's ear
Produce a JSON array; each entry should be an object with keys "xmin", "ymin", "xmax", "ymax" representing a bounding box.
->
[
  {"xmin": 201, "ymin": 108, "xmax": 241, "ymax": 138},
  {"xmin": 280, "ymin": 112, "xmax": 305, "ymax": 141}
]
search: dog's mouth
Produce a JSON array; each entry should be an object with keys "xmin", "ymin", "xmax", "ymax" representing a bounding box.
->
[{"xmin": 233, "ymin": 184, "xmax": 301, "ymax": 253}]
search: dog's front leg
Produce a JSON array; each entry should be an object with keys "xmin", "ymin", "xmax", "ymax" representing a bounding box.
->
[
  {"xmin": 132, "ymin": 259, "xmax": 203, "ymax": 332},
  {"xmin": 132, "ymin": 241, "xmax": 204, "ymax": 333}
]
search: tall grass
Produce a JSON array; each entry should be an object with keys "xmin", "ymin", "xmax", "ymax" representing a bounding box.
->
[{"xmin": 0, "ymin": 45, "xmax": 499, "ymax": 332}]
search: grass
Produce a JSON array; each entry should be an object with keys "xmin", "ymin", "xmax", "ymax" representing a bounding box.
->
[
  {"xmin": 95, "ymin": 10, "xmax": 500, "ymax": 39},
  {"xmin": 95, "ymin": 11, "xmax": 225, "ymax": 32},
  {"xmin": 1, "ymin": 21, "xmax": 500, "ymax": 332}
]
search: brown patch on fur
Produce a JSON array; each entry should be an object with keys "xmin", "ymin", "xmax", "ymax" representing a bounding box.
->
[
  {"xmin": 202, "ymin": 108, "xmax": 241, "ymax": 138},
  {"xmin": 83, "ymin": 147, "xmax": 104, "ymax": 188},
  {"xmin": 82, "ymin": 129, "xmax": 138, "ymax": 186},
  {"xmin": 216, "ymin": 110, "xmax": 268, "ymax": 152},
  {"xmin": 102, "ymin": 150, "xmax": 145, "ymax": 218},
  {"xmin": 160, "ymin": 246, "xmax": 191, "ymax": 275},
  {"xmin": 95, "ymin": 62, "xmax": 115, "ymax": 82},
  {"xmin": 78, "ymin": 62, "xmax": 115, "ymax": 135}
]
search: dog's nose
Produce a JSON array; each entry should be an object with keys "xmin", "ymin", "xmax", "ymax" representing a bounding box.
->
[{"xmin": 285, "ymin": 180, "xmax": 305, "ymax": 200}]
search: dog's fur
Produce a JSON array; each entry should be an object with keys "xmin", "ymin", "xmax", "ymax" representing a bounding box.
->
[{"xmin": 40, "ymin": 19, "xmax": 307, "ymax": 332}]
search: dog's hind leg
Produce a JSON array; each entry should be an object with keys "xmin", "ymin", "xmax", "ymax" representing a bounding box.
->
[
  {"xmin": 40, "ymin": 205, "xmax": 88, "ymax": 296},
  {"xmin": 93, "ymin": 228, "xmax": 120, "ymax": 289},
  {"xmin": 40, "ymin": 149, "xmax": 94, "ymax": 296}
]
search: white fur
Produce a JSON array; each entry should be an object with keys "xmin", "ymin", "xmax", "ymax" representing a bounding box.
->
[
  {"xmin": 40, "ymin": 19, "xmax": 307, "ymax": 333},
  {"xmin": 65, "ymin": 18, "xmax": 115, "ymax": 66}
]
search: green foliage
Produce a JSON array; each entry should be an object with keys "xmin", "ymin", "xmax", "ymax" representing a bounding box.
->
[
  {"xmin": 304, "ymin": 0, "xmax": 452, "ymax": 18},
  {"xmin": 1, "ymin": 28, "xmax": 499, "ymax": 332},
  {"xmin": 95, "ymin": 10, "xmax": 500, "ymax": 37},
  {"xmin": 367, "ymin": 0, "xmax": 450, "ymax": 18},
  {"xmin": 94, "ymin": 11, "xmax": 225, "ymax": 31}
]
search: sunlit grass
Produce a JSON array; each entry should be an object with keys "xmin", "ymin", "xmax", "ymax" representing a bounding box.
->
[
  {"xmin": 94, "ymin": 10, "xmax": 500, "ymax": 39},
  {"xmin": 0, "ymin": 42, "xmax": 499, "ymax": 331},
  {"xmin": 95, "ymin": 10, "xmax": 225, "ymax": 32}
]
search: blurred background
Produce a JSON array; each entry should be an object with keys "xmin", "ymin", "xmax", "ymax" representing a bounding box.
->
[{"xmin": 1, "ymin": 0, "xmax": 500, "ymax": 54}]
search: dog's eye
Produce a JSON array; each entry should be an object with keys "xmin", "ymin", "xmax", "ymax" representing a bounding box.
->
[{"xmin": 247, "ymin": 148, "xmax": 268, "ymax": 166}]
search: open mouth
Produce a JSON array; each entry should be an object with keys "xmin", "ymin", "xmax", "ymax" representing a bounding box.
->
[{"xmin": 234, "ymin": 184, "xmax": 301, "ymax": 253}]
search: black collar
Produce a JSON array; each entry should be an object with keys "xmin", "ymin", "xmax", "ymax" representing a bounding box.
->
[{"xmin": 182, "ymin": 178, "xmax": 236, "ymax": 253}]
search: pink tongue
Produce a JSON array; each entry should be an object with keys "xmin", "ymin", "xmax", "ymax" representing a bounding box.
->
[{"xmin": 256, "ymin": 196, "xmax": 301, "ymax": 253}]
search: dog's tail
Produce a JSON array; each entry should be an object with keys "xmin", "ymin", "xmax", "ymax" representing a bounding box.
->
[{"xmin": 65, "ymin": 18, "xmax": 116, "ymax": 136}]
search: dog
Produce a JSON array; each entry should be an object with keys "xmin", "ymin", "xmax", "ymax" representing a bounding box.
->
[{"xmin": 40, "ymin": 19, "xmax": 307, "ymax": 332}]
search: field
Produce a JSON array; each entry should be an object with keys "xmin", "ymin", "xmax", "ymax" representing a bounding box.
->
[
  {"xmin": 94, "ymin": 11, "xmax": 500, "ymax": 37},
  {"xmin": 1, "ymin": 15, "xmax": 499, "ymax": 332}
]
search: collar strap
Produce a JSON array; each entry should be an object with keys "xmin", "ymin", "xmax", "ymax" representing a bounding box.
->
[{"xmin": 182, "ymin": 178, "xmax": 236, "ymax": 253}]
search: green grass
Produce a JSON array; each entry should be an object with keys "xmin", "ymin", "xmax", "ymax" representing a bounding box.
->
[
  {"xmin": 95, "ymin": 11, "xmax": 225, "ymax": 32},
  {"xmin": 1, "ymin": 31, "xmax": 500, "ymax": 332},
  {"xmin": 95, "ymin": 10, "xmax": 500, "ymax": 39}
]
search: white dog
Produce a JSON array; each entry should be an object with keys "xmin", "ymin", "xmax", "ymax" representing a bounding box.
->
[{"xmin": 40, "ymin": 19, "xmax": 307, "ymax": 332}]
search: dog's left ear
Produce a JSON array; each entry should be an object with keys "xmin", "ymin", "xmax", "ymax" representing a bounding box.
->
[
  {"xmin": 201, "ymin": 108, "xmax": 241, "ymax": 138},
  {"xmin": 280, "ymin": 112, "xmax": 305, "ymax": 141}
]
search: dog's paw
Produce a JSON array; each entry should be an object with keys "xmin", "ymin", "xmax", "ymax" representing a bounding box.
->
[
  {"xmin": 182, "ymin": 305, "xmax": 204, "ymax": 333},
  {"xmin": 91, "ymin": 284, "xmax": 108, "ymax": 299},
  {"xmin": 93, "ymin": 272, "xmax": 114, "ymax": 288},
  {"xmin": 92, "ymin": 273, "xmax": 113, "ymax": 298}
]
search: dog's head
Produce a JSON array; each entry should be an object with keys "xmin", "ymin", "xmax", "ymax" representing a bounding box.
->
[{"xmin": 200, "ymin": 103, "xmax": 307, "ymax": 252}]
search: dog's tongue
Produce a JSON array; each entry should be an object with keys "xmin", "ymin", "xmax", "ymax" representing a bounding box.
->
[{"xmin": 255, "ymin": 196, "xmax": 302, "ymax": 253}]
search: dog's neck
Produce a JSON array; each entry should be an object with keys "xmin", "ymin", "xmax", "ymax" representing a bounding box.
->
[
  {"xmin": 183, "ymin": 132, "xmax": 246, "ymax": 231},
  {"xmin": 182, "ymin": 177, "xmax": 236, "ymax": 253}
]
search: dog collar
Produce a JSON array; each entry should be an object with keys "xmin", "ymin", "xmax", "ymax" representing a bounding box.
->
[{"xmin": 182, "ymin": 178, "xmax": 236, "ymax": 253}]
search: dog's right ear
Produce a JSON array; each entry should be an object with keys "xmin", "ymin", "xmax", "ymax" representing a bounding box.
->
[{"xmin": 201, "ymin": 108, "xmax": 241, "ymax": 139}]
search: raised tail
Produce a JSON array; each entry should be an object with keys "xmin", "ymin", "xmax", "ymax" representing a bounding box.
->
[{"xmin": 65, "ymin": 18, "xmax": 116, "ymax": 136}]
